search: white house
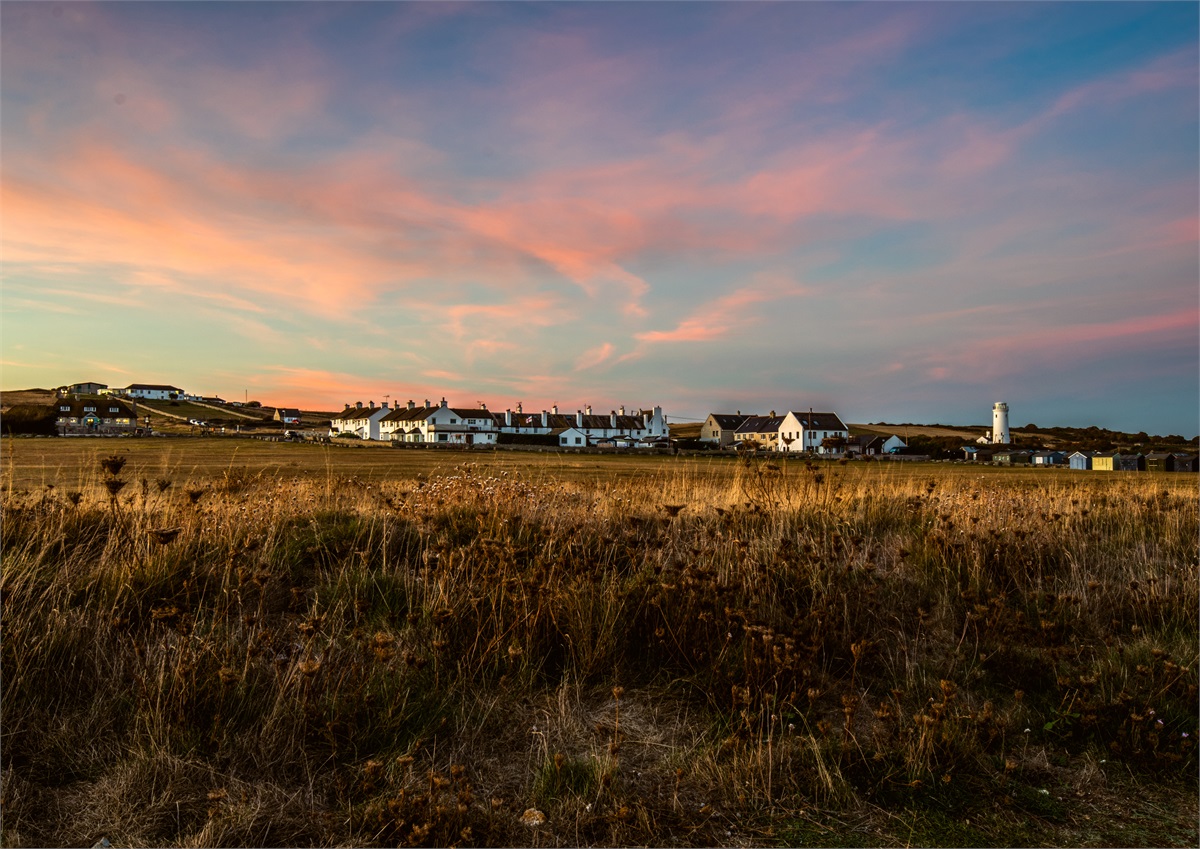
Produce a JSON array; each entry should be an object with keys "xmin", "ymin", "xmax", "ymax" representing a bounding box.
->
[
  {"xmin": 422, "ymin": 400, "xmax": 499, "ymax": 445},
  {"xmin": 553, "ymin": 426, "xmax": 589, "ymax": 447},
  {"xmin": 331, "ymin": 401, "xmax": 390, "ymax": 440},
  {"xmin": 777, "ymin": 411, "xmax": 850, "ymax": 454},
  {"xmin": 115, "ymin": 383, "xmax": 186, "ymax": 401}
]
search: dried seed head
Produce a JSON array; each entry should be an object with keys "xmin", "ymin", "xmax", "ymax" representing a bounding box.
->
[{"xmin": 520, "ymin": 808, "xmax": 546, "ymax": 827}]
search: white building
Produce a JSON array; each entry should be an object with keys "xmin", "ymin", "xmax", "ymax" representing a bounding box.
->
[
  {"xmin": 992, "ymin": 402, "xmax": 1011, "ymax": 445},
  {"xmin": 777, "ymin": 411, "xmax": 850, "ymax": 453},
  {"xmin": 113, "ymin": 383, "xmax": 186, "ymax": 401},
  {"xmin": 331, "ymin": 401, "xmax": 390, "ymax": 440},
  {"xmin": 344, "ymin": 397, "xmax": 669, "ymax": 447}
]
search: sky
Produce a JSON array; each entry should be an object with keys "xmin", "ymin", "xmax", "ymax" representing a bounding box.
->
[{"xmin": 2, "ymin": 2, "xmax": 1197, "ymax": 436}]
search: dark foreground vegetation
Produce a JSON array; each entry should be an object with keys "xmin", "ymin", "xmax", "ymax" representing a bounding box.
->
[{"xmin": 2, "ymin": 450, "xmax": 1197, "ymax": 847}]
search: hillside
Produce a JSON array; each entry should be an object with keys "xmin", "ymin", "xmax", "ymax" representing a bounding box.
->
[
  {"xmin": 0, "ymin": 389, "xmax": 338, "ymax": 435},
  {"xmin": 849, "ymin": 422, "xmax": 988, "ymax": 441},
  {"xmin": 0, "ymin": 389, "xmax": 58, "ymax": 409}
]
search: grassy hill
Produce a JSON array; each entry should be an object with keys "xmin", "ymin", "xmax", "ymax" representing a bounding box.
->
[{"xmin": 0, "ymin": 390, "xmax": 339, "ymax": 435}]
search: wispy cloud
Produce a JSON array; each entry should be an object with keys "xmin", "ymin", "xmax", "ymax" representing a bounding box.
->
[
  {"xmin": 574, "ymin": 342, "xmax": 614, "ymax": 371},
  {"xmin": 636, "ymin": 278, "xmax": 811, "ymax": 345}
]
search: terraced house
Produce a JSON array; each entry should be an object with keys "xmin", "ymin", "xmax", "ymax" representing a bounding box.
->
[
  {"xmin": 341, "ymin": 399, "xmax": 668, "ymax": 447},
  {"xmin": 734, "ymin": 413, "xmax": 787, "ymax": 450},
  {"xmin": 331, "ymin": 401, "xmax": 390, "ymax": 440}
]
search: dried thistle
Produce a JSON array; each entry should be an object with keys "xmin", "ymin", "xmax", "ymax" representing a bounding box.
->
[
  {"xmin": 99, "ymin": 455, "xmax": 127, "ymax": 477},
  {"xmin": 149, "ymin": 527, "xmax": 182, "ymax": 545}
]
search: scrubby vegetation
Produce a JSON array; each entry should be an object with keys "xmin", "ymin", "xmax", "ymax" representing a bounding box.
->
[{"xmin": 2, "ymin": 451, "xmax": 1197, "ymax": 847}]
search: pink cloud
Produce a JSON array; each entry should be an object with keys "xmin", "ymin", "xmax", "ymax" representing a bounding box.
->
[
  {"xmin": 258, "ymin": 366, "xmax": 427, "ymax": 411},
  {"xmin": 912, "ymin": 309, "xmax": 1200, "ymax": 385},
  {"xmin": 574, "ymin": 342, "xmax": 614, "ymax": 371},
  {"xmin": 636, "ymin": 277, "xmax": 811, "ymax": 345}
]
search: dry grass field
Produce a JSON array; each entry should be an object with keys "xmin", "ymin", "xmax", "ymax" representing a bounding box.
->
[{"xmin": 2, "ymin": 437, "xmax": 1197, "ymax": 847}]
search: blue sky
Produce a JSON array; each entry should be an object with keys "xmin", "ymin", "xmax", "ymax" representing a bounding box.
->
[{"xmin": 2, "ymin": 2, "xmax": 1197, "ymax": 435}]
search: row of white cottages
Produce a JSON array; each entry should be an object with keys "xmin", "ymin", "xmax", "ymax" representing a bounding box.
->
[{"xmin": 331, "ymin": 399, "xmax": 669, "ymax": 447}]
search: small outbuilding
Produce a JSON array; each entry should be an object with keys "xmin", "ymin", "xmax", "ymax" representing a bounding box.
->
[{"xmin": 1068, "ymin": 451, "xmax": 1093, "ymax": 471}]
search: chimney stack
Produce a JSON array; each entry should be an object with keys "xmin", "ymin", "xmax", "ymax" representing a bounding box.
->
[
  {"xmin": 505, "ymin": 409, "xmax": 512, "ymax": 427},
  {"xmin": 407, "ymin": 399, "xmax": 415, "ymax": 410},
  {"xmin": 356, "ymin": 401, "xmax": 363, "ymax": 410},
  {"xmin": 517, "ymin": 402, "xmax": 523, "ymax": 413},
  {"xmin": 440, "ymin": 397, "xmax": 447, "ymax": 408},
  {"xmin": 424, "ymin": 399, "xmax": 430, "ymax": 409},
  {"xmin": 611, "ymin": 410, "xmax": 617, "ymax": 428},
  {"xmin": 552, "ymin": 404, "xmax": 559, "ymax": 415},
  {"xmin": 585, "ymin": 404, "xmax": 592, "ymax": 416},
  {"xmin": 576, "ymin": 409, "xmax": 584, "ymax": 427},
  {"xmin": 541, "ymin": 410, "xmax": 548, "ymax": 427},
  {"xmin": 618, "ymin": 405, "xmax": 625, "ymax": 416}
]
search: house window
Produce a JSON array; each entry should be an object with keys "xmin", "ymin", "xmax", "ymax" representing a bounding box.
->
[
  {"xmin": 109, "ymin": 407, "xmax": 119, "ymax": 413},
  {"xmin": 60, "ymin": 405, "xmax": 70, "ymax": 411},
  {"xmin": 575, "ymin": 437, "xmax": 582, "ymax": 445},
  {"xmin": 84, "ymin": 406, "xmax": 96, "ymax": 412},
  {"xmin": 449, "ymin": 418, "xmax": 457, "ymax": 424}
]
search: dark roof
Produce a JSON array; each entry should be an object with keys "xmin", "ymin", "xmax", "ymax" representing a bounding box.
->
[
  {"xmin": 735, "ymin": 415, "xmax": 785, "ymax": 435},
  {"xmin": 503, "ymin": 413, "xmax": 650, "ymax": 431},
  {"xmin": 381, "ymin": 406, "xmax": 432, "ymax": 423},
  {"xmin": 335, "ymin": 405, "xmax": 386, "ymax": 421},
  {"xmin": 707, "ymin": 413, "xmax": 752, "ymax": 429},
  {"xmin": 785, "ymin": 411, "xmax": 848, "ymax": 431},
  {"xmin": 276, "ymin": 408, "xmax": 302, "ymax": 417},
  {"xmin": 124, "ymin": 384, "xmax": 184, "ymax": 392},
  {"xmin": 448, "ymin": 408, "xmax": 494, "ymax": 419},
  {"xmin": 549, "ymin": 426, "xmax": 585, "ymax": 436}
]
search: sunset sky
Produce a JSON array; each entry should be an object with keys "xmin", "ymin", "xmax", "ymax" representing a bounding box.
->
[{"xmin": 2, "ymin": 2, "xmax": 1197, "ymax": 435}]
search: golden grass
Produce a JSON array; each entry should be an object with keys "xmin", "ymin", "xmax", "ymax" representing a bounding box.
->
[{"xmin": 1, "ymin": 443, "xmax": 1197, "ymax": 847}]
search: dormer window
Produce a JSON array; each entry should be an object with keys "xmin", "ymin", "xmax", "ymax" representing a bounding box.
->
[
  {"xmin": 60, "ymin": 405, "xmax": 71, "ymax": 412},
  {"xmin": 84, "ymin": 406, "xmax": 96, "ymax": 412}
]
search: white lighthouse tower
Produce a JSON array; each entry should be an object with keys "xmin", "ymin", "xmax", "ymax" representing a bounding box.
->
[{"xmin": 992, "ymin": 402, "xmax": 1010, "ymax": 445}]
